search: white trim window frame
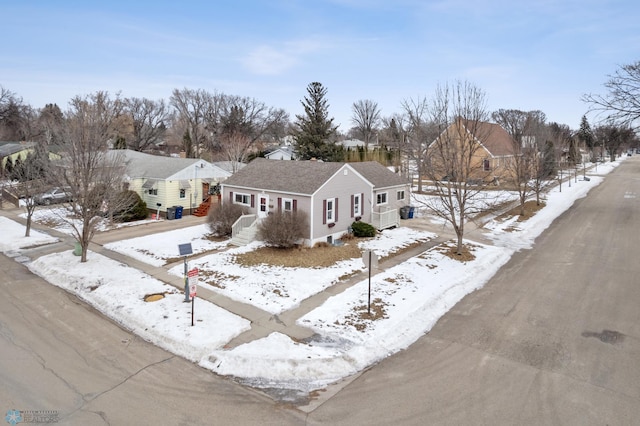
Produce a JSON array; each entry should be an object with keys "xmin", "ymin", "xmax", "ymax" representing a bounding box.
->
[
  {"xmin": 326, "ymin": 197, "xmax": 336, "ymax": 223},
  {"xmin": 396, "ymin": 190, "xmax": 405, "ymax": 201},
  {"xmin": 282, "ymin": 197, "xmax": 294, "ymax": 212},
  {"xmin": 376, "ymin": 192, "xmax": 388, "ymax": 206},
  {"xmin": 234, "ymin": 192, "xmax": 251, "ymax": 206},
  {"xmin": 353, "ymin": 193, "xmax": 362, "ymax": 216}
]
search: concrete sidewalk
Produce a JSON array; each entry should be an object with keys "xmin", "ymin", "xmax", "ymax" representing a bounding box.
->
[{"xmin": 1, "ymin": 205, "xmax": 479, "ymax": 350}]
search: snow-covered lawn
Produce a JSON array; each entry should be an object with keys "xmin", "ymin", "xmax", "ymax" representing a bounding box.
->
[
  {"xmin": 164, "ymin": 227, "xmax": 435, "ymax": 315},
  {"xmin": 28, "ymin": 250, "xmax": 251, "ymax": 362},
  {"xmin": 105, "ymin": 224, "xmax": 230, "ymax": 267},
  {"xmin": 1, "ymin": 158, "xmax": 623, "ymax": 394}
]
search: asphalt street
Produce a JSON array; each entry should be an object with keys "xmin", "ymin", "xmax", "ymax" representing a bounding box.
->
[
  {"xmin": 307, "ymin": 157, "xmax": 640, "ymax": 425},
  {"xmin": 1, "ymin": 156, "xmax": 638, "ymax": 425},
  {"xmin": 0, "ymin": 254, "xmax": 304, "ymax": 425}
]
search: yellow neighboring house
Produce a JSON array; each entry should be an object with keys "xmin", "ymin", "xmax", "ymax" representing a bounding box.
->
[
  {"xmin": 108, "ymin": 149, "xmax": 233, "ymax": 218},
  {"xmin": 1, "ymin": 141, "xmax": 36, "ymax": 173},
  {"xmin": 428, "ymin": 118, "xmax": 517, "ymax": 184}
]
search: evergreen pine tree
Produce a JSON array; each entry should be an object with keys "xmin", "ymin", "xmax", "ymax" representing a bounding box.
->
[
  {"xmin": 113, "ymin": 135, "xmax": 127, "ymax": 149},
  {"xmin": 542, "ymin": 140, "xmax": 557, "ymax": 178},
  {"xmin": 577, "ymin": 115, "xmax": 595, "ymax": 149},
  {"xmin": 293, "ymin": 82, "xmax": 342, "ymax": 161}
]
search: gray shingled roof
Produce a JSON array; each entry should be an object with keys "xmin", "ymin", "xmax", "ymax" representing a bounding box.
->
[
  {"xmin": 222, "ymin": 158, "xmax": 408, "ymax": 195},
  {"xmin": 222, "ymin": 158, "xmax": 343, "ymax": 194},
  {"xmin": 0, "ymin": 142, "xmax": 35, "ymax": 157},
  {"xmin": 106, "ymin": 149, "xmax": 199, "ymax": 179},
  {"xmin": 349, "ymin": 161, "xmax": 409, "ymax": 188}
]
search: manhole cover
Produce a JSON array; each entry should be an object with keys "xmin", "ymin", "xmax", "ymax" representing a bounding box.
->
[{"xmin": 144, "ymin": 293, "xmax": 165, "ymax": 302}]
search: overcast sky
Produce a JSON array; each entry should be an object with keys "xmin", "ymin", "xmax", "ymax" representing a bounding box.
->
[{"xmin": 3, "ymin": 0, "xmax": 639, "ymax": 131}]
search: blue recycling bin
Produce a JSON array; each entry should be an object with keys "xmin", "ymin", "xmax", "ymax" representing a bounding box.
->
[
  {"xmin": 174, "ymin": 205, "xmax": 184, "ymax": 219},
  {"xmin": 408, "ymin": 206, "xmax": 415, "ymax": 219}
]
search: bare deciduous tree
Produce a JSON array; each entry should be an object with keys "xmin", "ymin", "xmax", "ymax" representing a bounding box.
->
[
  {"xmin": 583, "ymin": 61, "xmax": 640, "ymax": 131},
  {"xmin": 214, "ymin": 96, "xmax": 289, "ymax": 170},
  {"xmin": 494, "ymin": 109, "xmax": 549, "ymax": 215},
  {"xmin": 420, "ymin": 81, "xmax": 494, "ymax": 255},
  {"xmin": 52, "ymin": 92, "xmax": 127, "ymax": 262},
  {"xmin": 170, "ymin": 88, "xmax": 215, "ymax": 158},
  {"xmin": 379, "ymin": 114, "xmax": 410, "ymax": 176},
  {"xmin": 351, "ymin": 99, "xmax": 381, "ymax": 149},
  {"xmin": 0, "ymin": 86, "xmax": 36, "ymax": 141},
  {"xmin": 594, "ymin": 123, "xmax": 635, "ymax": 161},
  {"xmin": 37, "ymin": 103, "xmax": 66, "ymax": 145},
  {"xmin": 8, "ymin": 144, "xmax": 50, "ymax": 236},
  {"xmin": 399, "ymin": 97, "xmax": 439, "ymax": 193},
  {"xmin": 124, "ymin": 97, "xmax": 169, "ymax": 152}
]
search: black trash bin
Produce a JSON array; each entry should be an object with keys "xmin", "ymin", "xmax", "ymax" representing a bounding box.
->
[
  {"xmin": 174, "ymin": 205, "xmax": 184, "ymax": 219},
  {"xmin": 400, "ymin": 206, "xmax": 410, "ymax": 219},
  {"xmin": 166, "ymin": 207, "xmax": 176, "ymax": 220},
  {"xmin": 408, "ymin": 206, "xmax": 415, "ymax": 219}
]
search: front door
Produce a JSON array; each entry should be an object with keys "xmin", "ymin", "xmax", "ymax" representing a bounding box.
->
[
  {"xmin": 202, "ymin": 182, "xmax": 210, "ymax": 201},
  {"xmin": 258, "ymin": 194, "xmax": 269, "ymax": 218}
]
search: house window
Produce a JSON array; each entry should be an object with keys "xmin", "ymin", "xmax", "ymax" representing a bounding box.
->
[
  {"xmin": 179, "ymin": 189, "xmax": 186, "ymax": 199},
  {"xmin": 397, "ymin": 190, "xmax": 405, "ymax": 201},
  {"xmin": 149, "ymin": 188, "xmax": 158, "ymax": 196},
  {"xmin": 376, "ymin": 192, "xmax": 387, "ymax": 205},
  {"xmin": 325, "ymin": 198, "xmax": 336, "ymax": 223},
  {"xmin": 352, "ymin": 193, "xmax": 362, "ymax": 216},
  {"xmin": 282, "ymin": 198, "xmax": 293, "ymax": 212},
  {"xmin": 259, "ymin": 196, "xmax": 267, "ymax": 213},
  {"xmin": 234, "ymin": 192, "xmax": 251, "ymax": 206},
  {"xmin": 483, "ymin": 159, "xmax": 491, "ymax": 171}
]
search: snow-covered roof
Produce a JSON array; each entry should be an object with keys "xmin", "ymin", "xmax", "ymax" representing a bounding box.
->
[{"xmin": 107, "ymin": 149, "xmax": 231, "ymax": 181}]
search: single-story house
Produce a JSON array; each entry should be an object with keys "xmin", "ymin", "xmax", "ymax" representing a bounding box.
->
[
  {"xmin": 110, "ymin": 149, "xmax": 231, "ymax": 217},
  {"xmin": 340, "ymin": 138, "xmax": 379, "ymax": 149},
  {"xmin": 1, "ymin": 141, "xmax": 61, "ymax": 182},
  {"xmin": 220, "ymin": 158, "xmax": 410, "ymax": 247},
  {"xmin": 1, "ymin": 142, "xmax": 37, "ymax": 175},
  {"xmin": 264, "ymin": 146, "xmax": 295, "ymax": 161}
]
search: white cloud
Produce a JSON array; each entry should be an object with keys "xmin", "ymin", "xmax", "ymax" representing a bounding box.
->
[{"xmin": 242, "ymin": 45, "xmax": 298, "ymax": 75}]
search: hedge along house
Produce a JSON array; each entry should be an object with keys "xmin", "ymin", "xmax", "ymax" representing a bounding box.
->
[
  {"xmin": 220, "ymin": 158, "xmax": 410, "ymax": 247},
  {"xmin": 110, "ymin": 150, "xmax": 231, "ymax": 217}
]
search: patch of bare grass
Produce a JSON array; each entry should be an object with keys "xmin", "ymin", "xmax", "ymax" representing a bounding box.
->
[
  {"xmin": 234, "ymin": 241, "xmax": 363, "ymax": 268},
  {"xmin": 199, "ymin": 270, "xmax": 239, "ymax": 289},
  {"xmin": 435, "ymin": 242, "xmax": 478, "ymax": 262},
  {"xmin": 334, "ymin": 298, "xmax": 388, "ymax": 331}
]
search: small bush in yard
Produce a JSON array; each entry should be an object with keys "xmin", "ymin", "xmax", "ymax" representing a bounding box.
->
[
  {"xmin": 351, "ymin": 221, "xmax": 376, "ymax": 237},
  {"xmin": 207, "ymin": 202, "xmax": 247, "ymax": 236},
  {"xmin": 112, "ymin": 190, "xmax": 148, "ymax": 222},
  {"xmin": 258, "ymin": 210, "xmax": 309, "ymax": 248}
]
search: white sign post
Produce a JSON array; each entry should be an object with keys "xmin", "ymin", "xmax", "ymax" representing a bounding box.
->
[{"xmin": 188, "ymin": 268, "xmax": 198, "ymax": 326}]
